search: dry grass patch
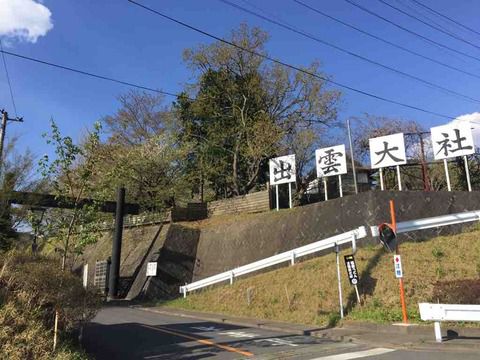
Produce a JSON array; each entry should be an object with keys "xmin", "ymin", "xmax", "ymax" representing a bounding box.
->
[{"xmin": 165, "ymin": 229, "xmax": 480, "ymax": 326}]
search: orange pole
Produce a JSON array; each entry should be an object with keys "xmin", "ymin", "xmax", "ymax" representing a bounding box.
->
[{"xmin": 390, "ymin": 200, "xmax": 408, "ymax": 324}]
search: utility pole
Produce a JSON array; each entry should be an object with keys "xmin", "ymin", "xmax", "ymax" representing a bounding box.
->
[
  {"xmin": 346, "ymin": 118, "xmax": 358, "ymax": 194},
  {"xmin": 0, "ymin": 109, "xmax": 23, "ymax": 174}
]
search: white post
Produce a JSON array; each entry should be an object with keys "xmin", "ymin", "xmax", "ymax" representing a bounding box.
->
[
  {"xmin": 183, "ymin": 287, "xmax": 187, "ymax": 298},
  {"xmin": 290, "ymin": 252, "xmax": 295, "ymax": 266},
  {"xmin": 335, "ymin": 243, "xmax": 344, "ymax": 319},
  {"xmin": 230, "ymin": 271, "xmax": 234, "ymax": 285},
  {"xmin": 288, "ymin": 182, "xmax": 292, "ymax": 208},
  {"xmin": 338, "ymin": 175, "xmax": 343, "ymax": 197},
  {"xmin": 379, "ymin": 168, "xmax": 385, "ymax": 191},
  {"xmin": 443, "ymin": 159, "xmax": 452, "ymax": 191},
  {"xmin": 275, "ymin": 184, "xmax": 279, "ymax": 211},
  {"xmin": 323, "ymin": 178, "xmax": 328, "ymax": 201},
  {"xmin": 82, "ymin": 264, "xmax": 88, "ymax": 289},
  {"xmin": 464, "ymin": 156, "xmax": 472, "ymax": 192},
  {"xmin": 354, "ymin": 284, "xmax": 361, "ymax": 305},
  {"xmin": 434, "ymin": 321, "xmax": 442, "ymax": 343},
  {"xmin": 396, "ymin": 165, "xmax": 402, "ymax": 191}
]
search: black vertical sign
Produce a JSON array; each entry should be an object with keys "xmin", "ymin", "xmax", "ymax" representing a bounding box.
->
[{"xmin": 344, "ymin": 254, "xmax": 359, "ymax": 285}]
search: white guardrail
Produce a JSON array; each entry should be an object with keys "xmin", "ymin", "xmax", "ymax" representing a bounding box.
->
[
  {"xmin": 370, "ymin": 210, "xmax": 480, "ymax": 237},
  {"xmin": 180, "ymin": 209, "xmax": 480, "ymax": 297},
  {"xmin": 180, "ymin": 226, "xmax": 367, "ymax": 297},
  {"xmin": 419, "ymin": 302, "xmax": 480, "ymax": 342}
]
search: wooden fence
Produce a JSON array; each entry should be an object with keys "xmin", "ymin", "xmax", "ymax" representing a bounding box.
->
[{"xmin": 207, "ymin": 190, "xmax": 270, "ymax": 217}]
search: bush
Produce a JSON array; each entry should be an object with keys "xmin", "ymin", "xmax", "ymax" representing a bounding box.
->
[
  {"xmin": 0, "ymin": 252, "xmax": 101, "ymax": 359},
  {"xmin": 432, "ymin": 279, "xmax": 480, "ymax": 304}
]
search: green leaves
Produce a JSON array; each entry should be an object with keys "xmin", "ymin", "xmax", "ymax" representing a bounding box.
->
[{"xmin": 37, "ymin": 120, "xmax": 104, "ymax": 269}]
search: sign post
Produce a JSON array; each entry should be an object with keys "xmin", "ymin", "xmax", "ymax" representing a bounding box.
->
[
  {"xmin": 443, "ymin": 159, "xmax": 452, "ymax": 191},
  {"xmin": 338, "ymin": 175, "xmax": 343, "ymax": 198},
  {"xmin": 379, "ymin": 168, "xmax": 384, "ymax": 190},
  {"xmin": 369, "ymin": 133, "xmax": 407, "ymax": 191},
  {"xmin": 344, "ymin": 254, "xmax": 361, "ymax": 304},
  {"xmin": 390, "ymin": 200, "xmax": 408, "ymax": 324},
  {"xmin": 323, "ymin": 178, "xmax": 328, "ymax": 201},
  {"xmin": 269, "ymin": 155, "xmax": 296, "ymax": 211},
  {"xmin": 431, "ymin": 122, "xmax": 475, "ymax": 192},
  {"xmin": 464, "ymin": 156, "xmax": 472, "ymax": 192},
  {"xmin": 396, "ymin": 165, "xmax": 402, "ymax": 191},
  {"xmin": 288, "ymin": 182, "xmax": 293, "ymax": 208},
  {"xmin": 335, "ymin": 243, "xmax": 344, "ymax": 319},
  {"xmin": 316, "ymin": 144, "xmax": 347, "ymax": 200}
]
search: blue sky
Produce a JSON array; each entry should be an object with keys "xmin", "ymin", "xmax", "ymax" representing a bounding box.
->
[{"xmin": 1, "ymin": 0, "xmax": 480, "ymax": 162}]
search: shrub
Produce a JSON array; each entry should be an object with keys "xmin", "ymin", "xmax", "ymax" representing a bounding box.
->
[
  {"xmin": 0, "ymin": 252, "xmax": 101, "ymax": 359},
  {"xmin": 431, "ymin": 279, "xmax": 480, "ymax": 304}
]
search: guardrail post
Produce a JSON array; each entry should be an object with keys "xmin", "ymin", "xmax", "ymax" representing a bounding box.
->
[
  {"xmin": 335, "ymin": 243, "xmax": 344, "ymax": 319},
  {"xmin": 351, "ymin": 233, "xmax": 357, "ymax": 255},
  {"xmin": 230, "ymin": 271, "xmax": 234, "ymax": 285},
  {"xmin": 290, "ymin": 252, "xmax": 295, "ymax": 265},
  {"xmin": 182, "ymin": 286, "xmax": 187, "ymax": 298},
  {"xmin": 434, "ymin": 321, "xmax": 442, "ymax": 343}
]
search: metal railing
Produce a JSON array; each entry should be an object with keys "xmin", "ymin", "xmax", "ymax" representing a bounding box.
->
[
  {"xmin": 180, "ymin": 226, "xmax": 368, "ymax": 297},
  {"xmin": 370, "ymin": 210, "xmax": 480, "ymax": 236},
  {"xmin": 419, "ymin": 302, "xmax": 480, "ymax": 342},
  {"xmin": 180, "ymin": 208, "xmax": 480, "ymax": 297}
]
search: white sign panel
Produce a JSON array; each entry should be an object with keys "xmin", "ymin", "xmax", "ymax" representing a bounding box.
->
[
  {"xmin": 83, "ymin": 264, "xmax": 88, "ymax": 289},
  {"xmin": 315, "ymin": 144, "xmax": 347, "ymax": 178},
  {"xmin": 269, "ymin": 154, "xmax": 296, "ymax": 185},
  {"xmin": 369, "ymin": 133, "xmax": 407, "ymax": 169},
  {"xmin": 431, "ymin": 122, "xmax": 475, "ymax": 160},
  {"xmin": 394, "ymin": 255, "xmax": 403, "ymax": 278},
  {"xmin": 146, "ymin": 262, "xmax": 157, "ymax": 277}
]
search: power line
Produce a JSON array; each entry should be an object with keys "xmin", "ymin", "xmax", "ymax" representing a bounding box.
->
[
  {"xmin": 344, "ymin": 0, "xmax": 480, "ymax": 64},
  {"xmin": 219, "ymin": 0, "xmax": 480, "ymax": 105},
  {"xmin": 126, "ymin": 0, "xmax": 458, "ymax": 120},
  {"xmin": 0, "ymin": 40, "xmax": 18, "ymax": 118},
  {"xmin": 376, "ymin": 0, "xmax": 480, "ymax": 52},
  {"xmin": 410, "ymin": 0, "xmax": 480, "ymax": 38},
  {"xmin": 293, "ymin": 0, "xmax": 480, "ymax": 80},
  {"xmin": 0, "ymin": 49, "xmax": 180, "ymax": 99},
  {"xmin": 395, "ymin": 0, "xmax": 460, "ymax": 39}
]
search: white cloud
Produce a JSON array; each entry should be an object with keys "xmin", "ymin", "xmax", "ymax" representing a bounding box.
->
[
  {"xmin": 451, "ymin": 112, "xmax": 480, "ymax": 147},
  {"xmin": 0, "ymin": 0, "xmax": 53, "ymax": 43}
]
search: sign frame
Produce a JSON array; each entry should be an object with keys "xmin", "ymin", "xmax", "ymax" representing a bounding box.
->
[
  {"xmin": 315, "ymin": 144, "xmax": 347, "ymax": 178},
  {"xmin": 394, "ymin": 254, "xmax": 403, "ymax": 279},
  {"xmin": 369, "ymin": 133, "xmax": 407, "ymax": 170},
  {"xmin": 343, "ymin": 254, "xmax": 359, "ymax": 285},
  {"xmin": 146, "ymin": 261, "xmax": 158, "ymax": 277},
  {"xmin": 269, "ymin": 154, "xmax": 296, "ymax": 185},
  {"xmin": 431, "ymin": 122, "xmax": 475, "ymax": 160}
]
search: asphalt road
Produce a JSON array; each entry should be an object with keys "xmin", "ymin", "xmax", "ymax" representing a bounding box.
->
[{"xmin": 83, "ymin": 307, "xmax": 479, "ymax": 360}]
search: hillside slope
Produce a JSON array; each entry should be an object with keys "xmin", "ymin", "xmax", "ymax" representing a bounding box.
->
[{"xmin": 165, "ymin": 227, "xmax": 480, "ymax": 326}]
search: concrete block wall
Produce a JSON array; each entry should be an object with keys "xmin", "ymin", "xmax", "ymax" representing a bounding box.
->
[{"xmin": 78, "ymin": 191, "xmax": 480, "ymax": 299}]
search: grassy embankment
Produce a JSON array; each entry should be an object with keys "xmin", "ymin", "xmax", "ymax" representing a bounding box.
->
[{"xmin": 164, "ymin": 226, "xmax": 480, "ymax": 326}]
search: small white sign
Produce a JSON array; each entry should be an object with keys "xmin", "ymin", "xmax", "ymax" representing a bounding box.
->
[
  {"xmin": 394, "ymin": 255, "xmax": 403, "ymax": 278},
  {"xmin": 369, "ymin": 133, "xmax": 407, "ymax": 169},
  {"xmin": 315, "ymin": 144, "xmax": 347, "ymax": 178},
  {"xmin": 146, "ymin": 262, "xmax": 157, "ymax": 277},
  {"xmin": 431, "ymin": 122, "xmax": 475, "ymax": 160},
  {"xmin": 82, "ymin": 264, "xmax": 88, "ymax": 289},
  {"xmin": 269, "ymin": 154, "xmax": 296, "ymax": 185}
]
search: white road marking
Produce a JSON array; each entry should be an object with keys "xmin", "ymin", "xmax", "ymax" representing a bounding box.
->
[
  {"xmin": 310, "ymin": 347, "xmax": 395, "ymax": 360},
  {"xmin": 254, "ymin": 338, "xmax": 299, "ymax": 347},
  {"xmin": 190, "ymin": 326, "xmax": 224, "ymax": 332},
  {"xmin": 219, "ymin": 331, "xmax": 257, "ymax": 338}
]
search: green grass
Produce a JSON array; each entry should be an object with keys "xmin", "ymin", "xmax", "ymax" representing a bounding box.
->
[{"xmin": 161, "ymin": 229, "xmax": 480, "ymax": 327}]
